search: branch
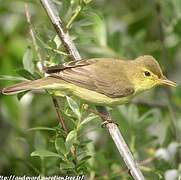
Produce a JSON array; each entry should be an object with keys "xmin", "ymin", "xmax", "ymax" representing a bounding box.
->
[
  {"xmin": 24, "ymin": 3, "xmax": 68, "ymax": 135},
  {"xmin": 40, "ymin": 0, "xmax": 81, "ymax": 61},
  {"xmin": 40, "ymin": 0, "xmax": 145, "ymax": 179}
]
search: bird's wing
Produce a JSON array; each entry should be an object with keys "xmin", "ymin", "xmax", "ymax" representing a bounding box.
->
[
  {"xmin": 47, "ymin": 59, "xmax": 135, "ymax": 98},
  {"xmin": 45, "ymin": 59, "xmax": 97, "ymax": 73}
]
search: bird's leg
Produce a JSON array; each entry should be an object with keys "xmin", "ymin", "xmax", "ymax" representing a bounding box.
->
[
  {"xmin": 82, "ymin": 105, "xmax": 118, "ymax": 127},
  {"xmin": 96, "ymin": 106, "xmax": 119, "ymax": 127},
  {"xmin": 100, "ymin": 116, "xmax": 119, "ymax": 128}
]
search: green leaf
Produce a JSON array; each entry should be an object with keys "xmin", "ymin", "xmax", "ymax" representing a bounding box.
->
[
  {"xmin": 66, "ymin": 96, "xmax": 81, "ymax": 119},
  {"xmin": 17, "ymin": 91, "xmax": 29, "ymax": 100},
  {"xmin": 79, "ymin": 155, "xmax": 92, "ymax": 162},
  {"xmin": 128, "ymin": 104, "xmax": 139, "ymax": 122},
  {"xmin": 93, "ymin": 14, "xmax": 107, "ymax": 46},
  {"xmin": 31, "ymin": 149, "xmax": 61, "ymax": 159},
  {"xmin": 77, "ymin": 155, "xmax": 92, "ymax": 168},
  {"xmin": 0, "ymin": 75, "xmax": 27, "ymax": 81},
  {"xmin": 80, "ymin": 113, "xmax": 98, "ymax": 126},
  {"xmin": 53, "ymin": 35, "xmax": 62, "ymax": 49},
  {"xmin": 65, "ymin": 130, "xmax": 77, "ymax": 153},
  {"xmin": 34, "ymin": 132, "xmax": 46, "ymax": 150},
  {"xmin": 83, "ymin": 0, "xmax": 92, "ymax": 4},
  {"xmin": 60, "ymin": 161, "xmax": 75, "ymax": 170},
  {"xmin": 137, "ymin": 109, "xmax": 158, "ymax": 122},
  {"xmin": 23, "ymin": 47, "xmax": 34, "ymax": 74},
  {"xmin": 55, "ymin": 137, "xmax": 66, "ymax": 155},
  {"xmin": 26, "ymin": 127, "xmax": 56, "ymax": 132},
  {"xmin": 16, "ymin": 69, "xmax": 36, "ymax": 80}
]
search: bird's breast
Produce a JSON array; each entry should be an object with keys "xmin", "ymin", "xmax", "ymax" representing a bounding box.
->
[{"xmin": 52, "ymin": 83, "xmax": 134, "ymax": 106}]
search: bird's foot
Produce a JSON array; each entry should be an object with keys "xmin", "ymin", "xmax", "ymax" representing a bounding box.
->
[{"xmin": 101, "ymin": 120, "xmax": 119, "ymax": 128}]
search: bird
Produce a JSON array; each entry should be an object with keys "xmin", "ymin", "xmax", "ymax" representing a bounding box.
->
[{"xmin": 2, "ymin": 55, "xmax": 176, "ymax": 106}]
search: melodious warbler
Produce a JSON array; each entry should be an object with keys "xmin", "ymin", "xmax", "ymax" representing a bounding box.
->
[{"xmin": 2, "ymin": 55, "xmax": 176, "ymax": 106}]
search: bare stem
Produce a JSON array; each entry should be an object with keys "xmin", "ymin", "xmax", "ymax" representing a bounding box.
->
[
  {"xmin": 40, "ymin": 0, "xmax": 145, "ymax": 179},
  {"xmin": 24, "ymin": 3, "xmax": 68, "ymax": 135},
  {"xmin": 52, "ymin": 97, "xmax": 68, "ymax": 135}
]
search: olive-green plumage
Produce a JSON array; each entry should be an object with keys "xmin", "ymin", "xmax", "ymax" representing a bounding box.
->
[{"xmin": 2, "ymin": 55, "xmax": 176, "ymax": 106}]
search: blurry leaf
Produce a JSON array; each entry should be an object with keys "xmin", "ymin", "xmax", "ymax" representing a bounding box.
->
[
  {"xmin": 174, "ymin": 19, "xmax": 181, "ymax": 34},
  {"xmin": 80, "ymin": 113, "xmax": 98, "ymax": 126},
  {"xmin": 36, "ymin": 35, "xmax": 50, "ymax": 49},
  {"xmin": 16, "ymin": 69, "xmax": 36, "ymax": 80},
  {"xmin": 23, "ymin": 47, "xmax": 34, "ymax": 74},
  {"xmin": 81, "ymin": 45, "xmax": 117, "ymax": 56},
  {"xmin": 83, "ymin": 0, "xmax": 92, "ymax": 4},
  {"xmin": 55, "ymin": 137, "xmax": 66, "ymax": 155},
  {"xmin": 127, "ymin": 104, "xmax": 139, "ymax": 122},
  {"xmin": 60, "ymin": 161, "xmax": 75, "ymax": 170},
  {"xmin": 77, "ymin": 155, "xmax": 92, "ymax": 168},
  {"xmin": 137, "ymin": 109, "xmax": 158, "ymax": 122},
  {"xmin": 65, "ymin": 130, "xmax": 77, "ymax": 153},
  {"xmin": 93, "ymin": 13, "xmax": 107, "ymax": 46},
  {"xmin": 17, "ymin": 91, "xmax": 29, "ymax": 100},
  {"xmin": 0, "ymin": 75, "xmax": 27, "ymax": 81},
  {"xmin": 33, "ymin": 72, "xmax": 42, "ymax": 79},
  {"xmin": 119, "ymin": 104, "xmax": 139, "ymax": 122},
  {"xmin": 172, "ymin": 0, "xmax": 181, "ymax": 17},
  {"xmin": 34, "ymin": 132, "xmax": 46, "ymax": 150},
  {"xmin": 31, "ymin": 149, "xmax": 60, "ymax": 158},
  {"xmin": 26, "ymin": 127, "xmax": 56, "ymax": 131},
  {"xmin": 109, "ymin": 31, "xmax": 122, "ymax": 53},
  {"xmin": 66, "ymin": 96, "xmax": 81, "ymax": 119},
  {"xmin": 79, "ymin": 155, "xmax": 91, "ymax": 162},
  {"xmin": 126, "ymin": 8, "xmax": 151, "ymax": 35},
  {"xmin": 74, "ymin": 19, "xmax": 95, "ymax": 27},
  {"xmin": 155, "ymin": 171, "xmax": 164, "ymax": 179},
  {"xmin": 53, "ymin": 35, "xmax": 62, "ymax": 48},
  {"xmin": 79, "ymin": 139, "xmax": 92, "ymax": 146},
  {"xmin": 59, "ymin": 0, "xmax": 71, "ymax": 18}
]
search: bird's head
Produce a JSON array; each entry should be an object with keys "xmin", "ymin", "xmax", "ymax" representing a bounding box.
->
[{"xmin": 131, "ymin": 55, "xmax": 177, "ymax": 93}]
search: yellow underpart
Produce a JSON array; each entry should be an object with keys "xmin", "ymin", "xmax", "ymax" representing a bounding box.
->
[{"xmin": 45, "ymin": 83, "xmax": 134, "ymax": 106}]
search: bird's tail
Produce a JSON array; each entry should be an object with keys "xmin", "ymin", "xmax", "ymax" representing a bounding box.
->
[{"xmin": 1, "ymin": 76, "xmax": 64, "ymax": 95}]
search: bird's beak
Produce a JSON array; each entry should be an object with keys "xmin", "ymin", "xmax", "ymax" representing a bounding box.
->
[{"xmin": 160, "ymin": 76, "xmax": 177, "ymax": 87}]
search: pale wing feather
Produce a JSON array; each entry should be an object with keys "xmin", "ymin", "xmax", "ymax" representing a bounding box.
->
[{"xmin": 48, "ymin": 59, "xmax": 135, "ymax": 98}]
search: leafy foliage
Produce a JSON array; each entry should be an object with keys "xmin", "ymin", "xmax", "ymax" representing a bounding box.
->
[{"xmin": 0, "ymin": 0, "xmax": 181, "ymax": 179}]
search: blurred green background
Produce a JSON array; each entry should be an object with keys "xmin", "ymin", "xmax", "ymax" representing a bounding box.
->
[{"xmin": 0, "ymin": 0, "xmax": 181, "ymax": 179}]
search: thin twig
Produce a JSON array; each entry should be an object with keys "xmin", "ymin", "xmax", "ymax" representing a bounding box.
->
[
  {"xmin": 24, "ymin": 3, "xmax": 45, "ymax": 72},
  {"xmin": 66, "ymin": 5, "xmax": 82, "ymax": 30},
  {"xmin": 40, "ymin": 0, "xmax": 145, "ymax": 179},
  {"xmin": 24, "ymin": 3, "xmax": 68, "ymax": 135},
  {"xmin": 52, "ymin": 97, "xmax": 68, "ymax": 135}
]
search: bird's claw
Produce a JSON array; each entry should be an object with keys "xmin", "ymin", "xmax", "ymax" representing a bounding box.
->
[{"xmin": 101, "ymin": 120, "xmax": 119, "ymax": 128}]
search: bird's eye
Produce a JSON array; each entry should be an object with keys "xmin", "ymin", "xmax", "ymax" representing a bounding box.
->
[{"xmin": 144, "ymin": 71, "xmax": 151, "ymax": 77}]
